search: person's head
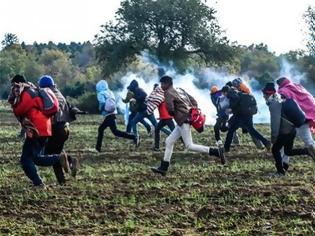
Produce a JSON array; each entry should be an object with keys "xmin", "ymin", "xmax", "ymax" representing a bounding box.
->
[
  {"xmin": 160, "ymin": 75, "xmax": 173, "ymax": 91},
  {"xmin": 153, "ymin": 83, "xmax": 159, "ymax": 90},
  {"xmin": 276, "ymin": 77, "xmax": 289, "ymax": 86},
  {"xmin": 38, "ymin": 75, "xmax": 55, "ymax": 88},
  {"xmin": 225, "ymin": 81, "xmax": 233, "ymax": 87},
  {"xmin": 221, "ymin": 85, "xmax": 230, "ymax": 96},
  {"xmin": 232, "ymin": 78, "xmax": 242, "ymax": 88},
  {"xmin": 96, "ymin": 79, "xmax": 109, "ymax": 92},
  {"xmin": 210, "ymin": 85, "xmax": 219, "ymax": 94},
  {"xmin": 127, "ymin": 80, "xmax": 139, "ymax": 92},
  {"xmin": 262, "ymin": 82, "xmax": 276, "ymax": 100},
  {"xmin": 11, "ymin": 74, "xmax": 26, "ymax": 84}
]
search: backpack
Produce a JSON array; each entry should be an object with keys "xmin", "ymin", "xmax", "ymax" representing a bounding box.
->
[
  {"xmin": 104, "ymin": 97, "xmax": 116, "ymax": 113},
  {"xmin": 238, "ymin": 92, "xmax": 257, "ymax": 116},
  {"xmin": 38, "ymin": 87, "xmax": 59, "ymax": 117},
  {"xmin": 190, "ymin": 107, "xmax": 206, "ymax": 133}
]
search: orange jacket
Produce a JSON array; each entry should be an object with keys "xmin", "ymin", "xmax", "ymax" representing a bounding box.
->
[{"xmin": 13, "ymin": 88, "xmax": 52, "ymax": 137}]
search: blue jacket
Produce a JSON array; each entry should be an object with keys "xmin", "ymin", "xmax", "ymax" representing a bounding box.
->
[
  {"xmin": 96, "ymin": 80, "xmax": 117, "ymax": 117},
  {"xmin": 211, "ymin": 91, "xmax": 228, "ymax": 118},
  {"xmin": 127, "ymin": 80, "xmax": 147, "ymax": 112}
]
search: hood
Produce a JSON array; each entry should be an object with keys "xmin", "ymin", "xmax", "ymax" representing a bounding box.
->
[
  {"xmin": 277, "ymin": 77, "xmax": 290, "ymax": 88},
  {"xmin": 127, "ymin": 80, "xmax": 139, "ymax": 92},
  {"xmin": 96, "ymin": 80, "xmax": 109, "ymax": 92}
]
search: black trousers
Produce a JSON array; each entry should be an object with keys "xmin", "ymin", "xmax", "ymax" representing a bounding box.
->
[
  {"xmin": 272, "ymin": 131, "xmax": 308, "ymax": 174},
  {"xmin": 45, "ymin": 123, "xmax": 69, "ymax": 184},
  {"xmin": 154, "ymin": 119, "xmax": 175, "ymax": 149},
  {"xmin": 96, "ymin": 115, "xmax": 135, "ymax": 150},
  {"xmin": 214, "ymin": 116, "xmax": 229, "ymax": 141}
]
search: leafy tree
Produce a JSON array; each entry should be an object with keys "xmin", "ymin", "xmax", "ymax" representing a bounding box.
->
[
  {"xmin": 1, "ymin": 33, "xmax": 19, "ymax": 49},
  {"xmin": 305, "ymin": 6, "xmax": 315, "ymax": 56},
  {"xmin": 95, "ymin": 0, "xmax": 235, "ymax": 75}
]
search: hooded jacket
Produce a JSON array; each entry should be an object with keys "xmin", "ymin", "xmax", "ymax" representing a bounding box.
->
[
  {"xmin": 96, "ymin": 80, "xmax": 117, "ymax": 117},
  {"xmin": 267, "ymin": 93, "xmax": 306, "ymax": 143},
  {"xmin": 127, "ymin": 80, "xmax": 147, "ymax": 112},
  {"xmin": 164, "ymin": 86, "xmax": 197, "ymax": 126},
  {"xmin": 278, "ymin": 78, "xmax": 315, "ymax": 123}
]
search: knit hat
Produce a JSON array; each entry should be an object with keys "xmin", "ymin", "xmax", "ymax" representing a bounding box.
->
[
  {"xmin": 38, "ymin": 75, "xmax": 55, "ymax": 88},
  {"xmin": 232, "ymin": 78, "xmax": 242, "ymax": 88},
  {"xmin": 262, "ymin": 82, "xmax": 276, "ymax": 95},
  {"xmin": 11, "ymin": 74, "xmax": 26, "ymax": 84},
  {"xmin": 210, "ymin": 85, "xmax": 219, "ymax": 94}
]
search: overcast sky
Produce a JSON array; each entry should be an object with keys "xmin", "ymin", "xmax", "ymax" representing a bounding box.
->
[{"xmin": 0, "ymin": 0, "xmax": 313, "ymax": 54}]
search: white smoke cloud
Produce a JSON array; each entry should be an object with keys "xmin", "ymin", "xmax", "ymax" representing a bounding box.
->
[{"xmin": 112, "ymin": 52, "xmax": 309, "ymax": 125}]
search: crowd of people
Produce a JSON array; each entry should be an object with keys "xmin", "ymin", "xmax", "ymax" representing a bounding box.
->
[{"xmin": 7, "ymin": 73, "xmax": 315, "ymax": 188}]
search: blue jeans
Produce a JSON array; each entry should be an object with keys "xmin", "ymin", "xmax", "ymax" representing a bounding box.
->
[
  {"xmin": 224, "ymin": 115, "xmax": 269, "ymax": 152},
  {"xmin": 126, "ymin": 111, "xmax": 151, "ymax": 133},
  {"xmin": 131, "ymin": 112, "xmax": 171, "ymax": 137},
  {"xmin": 21, "ymin": 137, "xmax": 61, "ymax": 186}
]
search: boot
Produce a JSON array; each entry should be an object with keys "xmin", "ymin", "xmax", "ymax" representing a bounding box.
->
[
  {"xmin": 60, "ymin": 151, "xmax": 70, "ymax": 173},
  {"xmin": 209, "ymin": 147, "xmax": 226, "ymax": 165},
  {"xmin": 53, "ymin": 164, "xmax": 66, "ymax": 185},
  {"xmin": 151, "ymin": 161, "xmax": 169, "ymax": 176}
]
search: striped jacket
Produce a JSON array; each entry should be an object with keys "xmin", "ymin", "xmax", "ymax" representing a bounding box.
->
[{"xmin": 146, "ymin": 87, "xmax": 165, "ymax": 115}]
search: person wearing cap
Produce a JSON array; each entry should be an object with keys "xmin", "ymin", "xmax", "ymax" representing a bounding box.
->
[
  {"xmin": 151, "ymin": 76, "xmax": 225, "ymax": 176},
  {"xmin": 221, "ymin": 85, "xmax": 270, "ymax": 153},
  {"xmin": 8, "ymin": 75, "xmax": 69, "ymax": 188},
  {"xmin": 38, "ymin": 75, "xmax": 80, "ymax": 184},
  {"xmin": 262, "ymin": 82, "xmax": 311, "ymax": 176},
  {"xmin": 277, "ymin": 77, "xmax": 315, "ymax": 160}
]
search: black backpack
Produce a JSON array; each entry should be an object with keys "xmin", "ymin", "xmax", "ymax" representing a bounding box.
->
[{"xmin": 238, "ymin": 92, "xmax": 257, "ymax": 116}]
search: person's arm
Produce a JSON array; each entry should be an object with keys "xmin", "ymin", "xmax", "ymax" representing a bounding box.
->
[
  {"xmin": 269, "ymin": 101, "xmax": 282, "ymax": 143},
  {"xmin": 122, "ymin": 91, "xmax": 134, "ymax": 103},
  {"xmin": 165, "ymin": 91, "xmax": 175, "ymax": 116}
]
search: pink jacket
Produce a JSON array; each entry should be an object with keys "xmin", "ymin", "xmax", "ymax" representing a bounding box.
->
[{"xmin": 278, "ymin": 78, "xmax": 315, "ymax": 123}]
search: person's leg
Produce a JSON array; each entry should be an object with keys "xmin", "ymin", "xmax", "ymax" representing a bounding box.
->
[
  {"xmin": 108, "ymin": 115, "xmax": 136, "ymax": 140},
  {"xmin": 214, "ymin": 117, "xmax": 222, "ymax": 142},
  {"xmin": 147, "ymin": 113, "xmax": 171, "ymax": 135},
  {"xmin": 179, "ymin": 123, "xmax": 209, "ymax": 153},
  {"xmin": 20, "ymin": 138, "xmax": 44, "ymax": 186},
  {"xmin": 271, "ymin": 136, "xmax": 285, "ymax": 175},
  {"xmin": 131, "ymin": 112, "xmax": 146, "ymax": 137},
  {"xmin": 242, "ymin": 116, "xmax": 269, "ymax": 147},
  {"xmin": 166, "ymin": 119, "xmax": 175, "ymax": 131},
  {"xmin": 140, "ymin": 119, "xmax": 152, "ymax": 134},
  {"xmin": 126, "ymin": 112, "xmax": 135, "ymax": 133},
  {"xmin": 45, "ymin": 124, "xmax": 70, "ymax": 184},
  {"xmin": 224, "ymin": 116, "xmax": 241, "ymax": 152},
  {"xmin": 96, "ymin": 116, "xmax": 110, "ymax": 152},
  {"xmin": 154, "ymin": 119, "xmax": 166, "ymax": 150},
  {"xmin": 283, "ymin": 131, "xmax": 309, "ymax": 156}
]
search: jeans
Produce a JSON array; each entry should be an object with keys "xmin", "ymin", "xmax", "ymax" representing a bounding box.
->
[
  {"xmin": 154, "ymin": 119, "xmax": 175, "ymax": 149},
  {"xmin": 163, "ymin": 123, "xmax": 209, "ymax": 162},
  {"xmin": 296, "ymin": 123, "xmax": 315, "ymax": 147},
  {"xmin": 131, "ymin": 112, "xmax": 170, "ymax": 137},
  {"xmin": 126, "ymin": 111, "xmax": 151, "ymax": 133},
  {"xmin": 45, "ymin": 123, "xmax": 69, "ymax": 184},
  {"xmin": 224, "ymin": 114, "xmax": 269, "ymax": 152},
  {"xmin": 96, "ymin": 114, "xmax": 136, "ymax": 150},
  {"xmin": 21, "ymin": 137, "xmax": 61, "ymax": 186},
  {"xmin": 272, "ymin": 131, "xmax": 308, "ymax": 174}
]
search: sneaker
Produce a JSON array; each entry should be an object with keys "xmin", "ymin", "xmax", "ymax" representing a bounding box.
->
[
  {"xmin": 70, "ymin": 158, "xmax": 78, "ymax": 178},
  {"xmin": 216, "ymin": 140, "xmax": 223, "ymax": 146},
  {"xmin": 134, "ymin": 135, "xmax": 141, "ymax": 148},
  {"xmin": 60, "ymin": 151, "xmax": 70, "ymax": 173},
  {"xmin": 307, "ymin": 145, "xmax": 315, "ymax": 161},
  {"xmin": 152, "ymin": 147, "xmax": 160, "ymax": 151},
  {"xmin": 268, "ymin": 172, "xmax": 285, "ymax": 178},
  {"xmin": 32, "ymin": 184, "xmax": 47, "ymax": 190},
  {"xmin": 95, "ymin": 146, "xmax": 101, "ymax": 153},
  {"xmin": 283, "ymin": 162, "xmax": 289, "ymax": 171}
]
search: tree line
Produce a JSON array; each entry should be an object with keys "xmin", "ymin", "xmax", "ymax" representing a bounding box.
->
[{"xmin": 0, "ymin": 0, "xmax": 314, "ymax": 112}]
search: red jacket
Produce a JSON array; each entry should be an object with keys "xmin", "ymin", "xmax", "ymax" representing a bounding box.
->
[
  {"xmin": 13, "ymin": 88, "xmax": 52, "ymax": 137},
  {"xmin": 158, "ymin": 101, "xmax": 173, "ymax": 120}
]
